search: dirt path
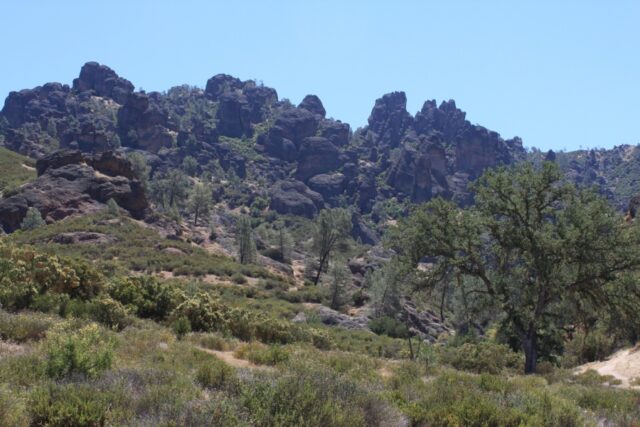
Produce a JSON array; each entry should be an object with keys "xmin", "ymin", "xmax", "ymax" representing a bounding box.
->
[
  {"xmin": 576, "ymin": 346, "xmax": 640, "ymax": 388},
  {"xmin": 195, "ymin": 346, "xmax": 270, "ymax": 370}
]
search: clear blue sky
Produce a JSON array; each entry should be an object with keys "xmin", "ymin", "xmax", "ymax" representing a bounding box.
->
[{"xmin": 1, "ymin": 1, "xmax": 639, "ymax": 151}]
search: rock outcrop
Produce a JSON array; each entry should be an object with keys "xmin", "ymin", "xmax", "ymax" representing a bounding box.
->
[
  {"xmin": 72, "ymin": 62, "xmax": 134, "ymax": 104},
  {"xmin": 268, "ymin": 180, "xmax": 324, "ymax": 218},
  {"xmin": 0, "ymin": 150, "xmax": 149, "ymax": 232}
]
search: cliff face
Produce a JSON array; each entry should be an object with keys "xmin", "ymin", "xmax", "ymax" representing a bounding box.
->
[{"xmin": 0, "ymin": 61, "xmax": 529, "ymax": 229}]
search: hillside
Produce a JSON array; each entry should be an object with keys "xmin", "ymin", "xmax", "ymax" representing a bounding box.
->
[{"xmin": 1, "ymin": 63, "xmax": 640, "ymax": 425}]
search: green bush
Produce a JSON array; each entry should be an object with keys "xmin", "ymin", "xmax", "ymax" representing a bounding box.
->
[
  {"xmin": 0, "ymin": 385, "xmax": 28, "ymax": 427},
  {"xmin": 0, "ymin": 310, "xmax": 55, "ymax": 342},
  {"xmin": 438, "ymin": 341, "xmax": 522, "ymax": 374},
  {"xmin": 172, "ymin": 316, "xmax": 192, "ymax": 339},
  {"xmin": 108, "ymin": 276, "xmax": 184, "ymax": 320},
  {"xmin": 369, "ymin": 316, "xmax": 409, "ymax": 338},
  {"xmin": 44, "ymin": 324, "xmax": 114, "ymax": 379},
  {"xmin": 89, "ymin": 296, "xmax": 131, "ymax": 331},
  {"xmin": 196, "ymin": 359, "xmax": 238, "ymax": 391},
  {"xmin": 29, "ymin": 384, "xmax": 110, "ymax": 427},
  {"xmin": 0, "ymin": 242, "xmax": 103, "ymax": 311},
  {"xmin": 171, "ymin": 292, "xmax": 226, "ymax": 333},
  {"xmin": 235, "ymin": 343, "xmax": 290, "ymax": 366},
  {"xmin": 231, "ymin": 272, "xmax": 247, "ymax": 284}
]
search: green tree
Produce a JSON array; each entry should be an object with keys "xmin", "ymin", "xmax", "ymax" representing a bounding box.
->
[
  {"xmin": 106, "ymin": 198, "xmax": 119, "ymax": 216},
  {"xmin": 275, "ymin": 221, "xmax": 293, "ymax": 263},
  {"xmin": 391, "ymin": 162, "xmax": 640, "ymax": 374},
  {"xmin": 182, "ymin": 155, "xmax": 199, "ymax": 177},
  {"xmin": 127, "ymin": 152, "xmax": 149, "ymax": 188},
  {"xmin": 150, "ymin": 170, "xmax": 189, "ymax": 209},
  {"xmin": 310, "ymin": 208, "xmax": 351, "ymax": 285},
  {"xmin": 21, "ymin": 207, "xmax": 45, "ymax": 230},
  {"xmin": 236, "ymin": 215, "xmax": 256, "ymax": 265},
  {"xmin": 326, "ymin": 262, "xmax": 350, "ymax": 310},
  {"xmin": 366, "ymin": 260, "xmax": 404, "ymax": 318},
  {"xmin": 189, "ymin": 182, "xmax": 212, "ymax": 226}
]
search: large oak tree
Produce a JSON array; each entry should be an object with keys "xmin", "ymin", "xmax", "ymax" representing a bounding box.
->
[{"xmin": 391, "ymin": 162, "xmax": 640, "ymax": 373}]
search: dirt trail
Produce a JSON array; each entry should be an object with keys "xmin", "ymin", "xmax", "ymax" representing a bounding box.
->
[
  {"xmin": 195, "ymin": 346, "xmax": 270, "ymax": 370},
  {"xmin": 576, "ymin": 346, "xmax": 640, "ymax": 388}
]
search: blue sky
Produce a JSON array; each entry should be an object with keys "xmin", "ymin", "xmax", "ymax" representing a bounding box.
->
[{"xmin": 1, "ymin": 1, "xmax": 639, "ymax": 151}]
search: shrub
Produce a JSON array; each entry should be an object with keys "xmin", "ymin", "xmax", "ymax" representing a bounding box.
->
[
  {"xmin": 352, "ymin": 289, "xmax": 368, "ymax": 307},
  {"xmin": 108, "ymin": 276, "xmax": 184, "ymax": 320},
  {"xmin": 196, "ymin": 359, "xmax": 238, "ymax": 391},
  {"xmin": 0, "ymin": 385, "xmax": 28, "ymax": 427},
  {"xmin": 44, "ymin": 323, "xmax": 114, "ymax": 379},
  {"xmin": 231, "ymin": 272, "xmax": 247, "ymax": 284},
  {"xmin": 438, "ymin": 341, "xmax": 522, "ymax": 374},
  {"xmin": 106, "ymin": 198, "xmax": 120, "ymax": 216},
  {"xmin": 369, "ymin": 316, "xmax": 409, "ymax": 339},
  {"xmin": 235, "ymin": 343, "xmax": 290, "ymax": 366},
  {"xmin": 29, "ymin": 384, "xmax": 110, "ymax": 427},
  {"xmin": 0, "ymin": 310, "xmax": 54, "ymax": 342},
  {"xmin": 20, "ymin": 207, "xmax": 45, "ymax": 230},
  {"xmin": 89, "ymin": 296, "xmax": 131, "ymax": 331},
  {"xmin": 171, "ymin": 292, "xmax": 227, "ymax": 333},
  {"xmin": 172, "ymin": 316, "xmax": 192, "ymax": 339},
  {"xmin": 0, "ymin": 243, "xmax": 103, "ymax": 310}
]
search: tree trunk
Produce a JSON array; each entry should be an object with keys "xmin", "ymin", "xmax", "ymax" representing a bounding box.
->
[
  {"xmin": 522, "ymin": 333, "xmax": 537, "ymax": 374},
  {"xmin": 313, "ymin": 253, "xmax": 328, "ymax": 286}
]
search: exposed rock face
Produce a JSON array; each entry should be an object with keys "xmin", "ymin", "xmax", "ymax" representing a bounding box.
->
[
  {"xmin": 295, "ymin": 137, "xmax": 341, "ymax": 181},
  {"xmin": 401, "ymin": 301, "xmax": 453, "ymax": 343},
  {"xmin": 308, "ymin": 173, "xmax": 346, "ymax": 199},
  {"xmin": 351, "ymin": 213, "xmax": 380, "ymax": 245},
  {"xmin": 367, "ymin": 91, "xmax": 414, "ymax": 148},
  {"xmin": 0, "ymin": 150, "xmax": 149, "ymax": 232},
  {"xmin": 117, "ymin": 92, "xmax": 175, "ymax": 153},
  {"xmin": 269, "ymin": 180, "xmax": 324, "ymax": 218},
  {"xmin": 0, "ymin": 63, "xmax": 532, "ymax": 230},
  {"xmin": 72, "ymin": 62, "xmax": 134, "ymax": 104},
  {"xmin": 316, "ymin": 306, "xmax": 369, "ymax": 330},
  {"xmin": 205, "ymin": 74, "xmax": 277, "ymax": 137},
  {"xmin": 357, "ymin": 94, "xmax": 525, "ymax": 205},
  {"xmin": 261, "ymin": 108, "xmax": 320, "ymax": 161},
  {"xmin": 319, "ymin": 120, "xmax": 350, "ymax": 147}
]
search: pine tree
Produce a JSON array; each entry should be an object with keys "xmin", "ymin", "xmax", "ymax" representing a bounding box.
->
[
  {"xmin": 189, "ymin": 183, "xmax": 212, "ymax": 226},
  {"xmin": 21, "ymin": 207, "xmax": 45, "ymax": 230},
  {"xmin": 236, "ymin": 216, "xmax": 256, "ymax": 265}
]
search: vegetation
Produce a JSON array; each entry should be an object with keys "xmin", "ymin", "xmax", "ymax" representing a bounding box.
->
[
  {"xmin": 392, "ymin": 162, "xmax": 640, "ymax": 373},
  {"xmin": 310, "ymin": 208, "xmax": 351, "ymax": 285},
  {"xmin": 236, "ymin": 215, "xmax": 257, "ymax": 265},
  {"xmin": 20, "ymin": 207, "xmax": 45, "ymax": 230},
  {"xmin": 0, "ymin": 147, "xmax": 36, "ymax": 196},
  {"xmin": 2, "ymin": 143, "xmax": 640, "ymax": 423}
]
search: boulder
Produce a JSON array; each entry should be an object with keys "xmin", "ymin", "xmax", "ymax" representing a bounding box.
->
[
  {"xmin": 316, "ymin": 306, "xmax": 369, "ymax": 330},
  {"xmin": 298, "ymin": 94, "xmax": 326, "ymax": 118},
  {"xmin": 351, "ymin": 214, "xmax": 379, "ymax": 245},
  {"xmin": 269, "ymin": 180, "xmax": 324, "ymax": 218},
  {"xmin": 308, "ymin": 173, "xmax": 346, "ymax": 199},
  {"xmin": 320, "ymin": 120, "xmax": 350, "ymax": 147},
  {"xmin": 261, "ymin": 108, "xmax": 319, "ymax": 160}
]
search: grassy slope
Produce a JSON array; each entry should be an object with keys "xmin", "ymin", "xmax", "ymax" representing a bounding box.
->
[
  {"xmin": 0, "ymin": 147, "xmax": 36, "ymax": 193},
  {"xmin": 2, "ymin": 213, "xmax": 640, "ymax": 425}
]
